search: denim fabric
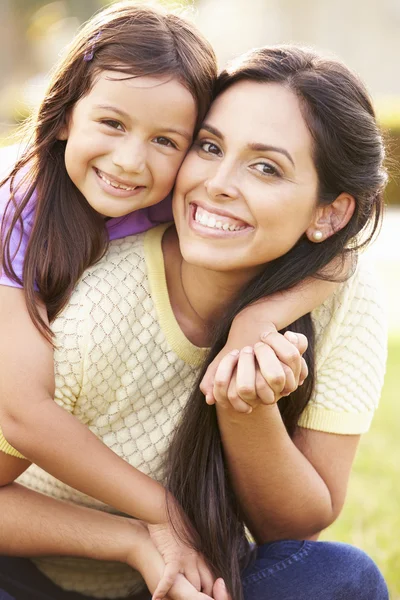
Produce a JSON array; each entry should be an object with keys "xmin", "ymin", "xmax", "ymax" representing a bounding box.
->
[
  {"xmin": 242, "ymin": 540, "xmax": 389, "ymax": 600},
  {"xmin": 0, "ymin": 541, "xmax": 389, "ymax": 600}
]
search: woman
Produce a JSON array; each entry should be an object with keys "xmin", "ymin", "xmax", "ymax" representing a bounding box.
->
[{"xmin": 0, "ymin": 46, "xmax": 388, "ymax": 600}]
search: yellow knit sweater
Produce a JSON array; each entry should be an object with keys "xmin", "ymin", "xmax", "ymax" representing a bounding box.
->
[{"xmin": 0, "ymin": 224, "xmax": 387, "ymax": 597}]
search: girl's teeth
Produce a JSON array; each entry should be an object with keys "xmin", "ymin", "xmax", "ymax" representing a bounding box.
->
[
  {"xmin": 98, "ymin": 170, "xmax": 136, "ymax": 191},
  {"xmin": 222, "ymin": 223, "xmax": 230, "ymax": 231}
]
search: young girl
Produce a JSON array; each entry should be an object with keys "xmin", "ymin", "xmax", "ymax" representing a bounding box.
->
[{"xmin": 0, "ymin": 4, "xmax": 339, "ymax": 599}]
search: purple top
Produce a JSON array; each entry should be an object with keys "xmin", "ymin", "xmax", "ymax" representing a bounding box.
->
[{"xmin": 0, "ymin": 180, "xmax": 172, "ymax": 288}]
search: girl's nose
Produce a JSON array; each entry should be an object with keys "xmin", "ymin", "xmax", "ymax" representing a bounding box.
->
[{"xmin": 112, "ymin": 139, "xmax": 146, "ymax": 174}]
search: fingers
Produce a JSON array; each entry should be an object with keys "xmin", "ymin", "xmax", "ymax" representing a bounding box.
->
[
  {"xmin": 212, "ymin": 578, "xmax": 232, "ymax": 600},
  {"xmin": 299, "ymin": 356, "xmax": 308, "ymax": 385},
  {"xmin": 200, "ymin": 349, "xmax": 226, "ymax": 403},
  {"xmin": 233, "ymin": 347, "xmax": 258, "ymax": 412},
  {"xmin": 208, "ymin": 331, "xmax": 309, "ymax": 413},
  {"xmin": 284, "ymin": 331, "xmax": 308, "ymax": 356},
  {"xmin": 183, "ymin": 565, "xmax": 201, "ymax": 593},
  {"xmin": 260, "ymin": 331, "xmax": 302, "ymax": 383},
  {"xmin": 198, "ymin": 561, "xmax": 215, "ymax": 596},
  {"xmin": 212, "ymin": 350, "xmax": 240, "ymax": 408},
  {"xmin": 253, "ymin": 342, "xmax": 286, "ymax": 399},
  {"xmin": 152, "ymin": 564, "xmax": 179, "ymax": 600}
]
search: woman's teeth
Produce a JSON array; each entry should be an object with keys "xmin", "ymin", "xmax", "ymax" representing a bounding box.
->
[
  {"xmin": 194, "ymin": 207, "xmax": 246, "ymax": 231},
  {"xmin": 97, "ymin": 170, "xmax": 137, "ymax": 191}
]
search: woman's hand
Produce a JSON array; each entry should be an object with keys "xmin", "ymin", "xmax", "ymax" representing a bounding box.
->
[
  {"xmin": 126, "ymin": 522, "xmax": 228, "ymax": 600},
  {"xmin": 148, "ymin": 521, "xmax": 215, "ymax": 600},
  {"xmin": 201, "ymin": 329, "xmax": 308, "ymax": 413}
]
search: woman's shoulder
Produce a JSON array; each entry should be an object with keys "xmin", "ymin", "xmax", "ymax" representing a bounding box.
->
[
  {"xmin": 312, "ymin": 257, "xmax": 387, "ymax": 346},
  {"xmin": 300, "ymin": 259, "xmax": 388, "ymax": 434}
]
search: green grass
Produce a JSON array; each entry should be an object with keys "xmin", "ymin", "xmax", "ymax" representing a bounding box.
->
[{"xmin": 321, "ymin": 336, "xmax": 400, "ymax": 598}]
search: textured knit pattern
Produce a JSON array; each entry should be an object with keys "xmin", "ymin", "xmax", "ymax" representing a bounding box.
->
[{"xmin": 2, "ymin": 224, "xmax": 386, "ymax": 597}]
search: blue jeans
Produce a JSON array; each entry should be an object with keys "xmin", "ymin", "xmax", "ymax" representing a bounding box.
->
[
  {"xmin": 242, "ymin": 540, "xmax": 388, "ymax": 599},
  {"xmin": 0, "ymin": 540, "xmax": 388, "ymax": 600}
]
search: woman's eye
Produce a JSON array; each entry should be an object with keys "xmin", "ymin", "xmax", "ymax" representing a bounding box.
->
[
  {"xmin": 252, "ymin": 162, "xmax": 279, "ymax": 177},
  {"xmin": 199, "ymin": 141, "xmax": 221, "ymax": 156},
  {"xmin": 102, "ymin": 119, "xmax": 124, "ymax": 131},
  {"xmin": 154, "ymin": 137, "xmax": 177, "ymax": 149}
]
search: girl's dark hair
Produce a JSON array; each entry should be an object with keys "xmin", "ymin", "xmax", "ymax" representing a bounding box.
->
[
  {"xmin": 166, "ymin": 46, "xmax": 387, "ymax": 599},
  {"xmin": 0, "ymin": 2, "xmax": 217, "ymax": 340}
]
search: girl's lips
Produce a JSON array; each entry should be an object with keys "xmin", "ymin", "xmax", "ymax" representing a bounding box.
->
[
  {"xmin": 188, "ymin": 203, "xmax": 253, "ymax": 238},
  {"xmin": 94, "ymin": 168, "xmax": 145, "ymax": 198}
]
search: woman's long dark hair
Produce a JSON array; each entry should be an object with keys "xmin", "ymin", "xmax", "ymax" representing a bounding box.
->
[
  {"xmin": 165, "ymin": 46, "xmax": 387, "ymax": 599},
  {"xmin": 0, "ymin": 2, "xmax": 217, "ymax": 341}
]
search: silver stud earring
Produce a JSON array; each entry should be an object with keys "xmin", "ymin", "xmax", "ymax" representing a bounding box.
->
[{"xmin": 312, "ymin": 230, "xmax": 324, "ymax": 242}]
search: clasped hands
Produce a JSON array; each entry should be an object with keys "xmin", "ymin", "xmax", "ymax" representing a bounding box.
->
[{"xmin": 200, "ymin": 321, "xmax": 308, "ymax": 413}]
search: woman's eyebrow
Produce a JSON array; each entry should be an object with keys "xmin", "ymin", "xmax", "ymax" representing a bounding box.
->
[
  {"xmin": 201, "ymin": 123, "xmax": 223, "ymax": 139},
  {"xmin": 248, "ymin": 143, "xmax": 295, "ymax": 167},
  {"xmin": 201, "ymin": 123, "xmax": 295, "ymax": 167}
]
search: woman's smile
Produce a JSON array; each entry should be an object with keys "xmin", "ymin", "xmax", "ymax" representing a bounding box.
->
[
  {"xmin": 189, "ymin": 202, "xmax": 253, "ymax": 237},
  {"xmin": 173, "ymin": 79, "xmax": 318, "ymax": 276}
]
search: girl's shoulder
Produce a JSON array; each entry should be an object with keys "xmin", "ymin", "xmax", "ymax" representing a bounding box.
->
[{"xmin": 0, "ymin": 156, "xmax": 38, "ymax": 289}]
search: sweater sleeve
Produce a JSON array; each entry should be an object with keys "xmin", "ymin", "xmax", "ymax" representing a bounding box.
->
[
  {"xmin": 0, "ymin": 176, "xmax": 36, "ymax": 289},
  {"xmin": 298, "ymin": 261, "xmax": 388, "ymax": 435}
]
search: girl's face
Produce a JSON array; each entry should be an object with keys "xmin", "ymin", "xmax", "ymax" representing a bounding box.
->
[
  {"xmin": 173, "ymin": 81, "xmax": 320, "ymax": 278},
  {"xmin": 59, "ymin": 71, "xmax": 197, "ymax": 218}
]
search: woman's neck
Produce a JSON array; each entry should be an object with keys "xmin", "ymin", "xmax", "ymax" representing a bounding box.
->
[{"xmin": 162, "ymin": 226, "xmax": 250, "ymax": 347}]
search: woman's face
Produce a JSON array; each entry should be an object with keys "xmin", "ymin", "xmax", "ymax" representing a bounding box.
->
[{"xmin": 173, "ymin": 80, "xmax": 320, "ymax": 277}]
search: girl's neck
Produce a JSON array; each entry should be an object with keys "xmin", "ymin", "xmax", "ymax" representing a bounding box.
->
[{"xmin": 162, "ymin": 226, "xmax": 249, "ymax": 347}]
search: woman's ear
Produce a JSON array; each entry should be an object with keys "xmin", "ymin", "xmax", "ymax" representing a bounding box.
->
[{"xmin": 306, "ymin": 193, "xmax": 356, "ymax": 243}]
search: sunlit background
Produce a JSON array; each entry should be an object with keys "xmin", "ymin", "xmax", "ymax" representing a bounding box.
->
[{"xmin": 0, "ymin": 0, "xmax": 399, "ymax": 596}]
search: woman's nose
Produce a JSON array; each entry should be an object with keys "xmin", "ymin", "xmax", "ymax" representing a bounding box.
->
[
  {"xmin": 204, "ymin": 163, "xmax": 240, "ymax": 200},
  {"xmin": 112, "ymin": 138, "xmax": 146, "ymax": 174}
]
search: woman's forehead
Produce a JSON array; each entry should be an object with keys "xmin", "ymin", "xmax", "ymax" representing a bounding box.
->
[{"xmin": 205, "ymin": 80, "xmax": 314, "ymax": 161}]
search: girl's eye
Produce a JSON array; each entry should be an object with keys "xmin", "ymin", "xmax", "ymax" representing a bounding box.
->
[
  {"xmin": 252, "ymin": 162, "xmax": 280, "ymax": 177},
  {"xmin": 154, "ymin": 137, "xmax": 178, "ymax": 149},
  {"xmin": 199, "ymin": 141, "xmax": 221, "ymax": 156},
  {"xmin": 102, "ymin": 119, "xmax": 124, "ymax": 131}
]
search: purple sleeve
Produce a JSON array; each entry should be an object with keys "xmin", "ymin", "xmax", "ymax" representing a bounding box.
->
[
  {"xmin": 106, "ymin": 195, "xmax": 173, "ymax": 240},
  {"xmin": 0, "ymin": 179, "xmax": 36, "ymax": 289}
]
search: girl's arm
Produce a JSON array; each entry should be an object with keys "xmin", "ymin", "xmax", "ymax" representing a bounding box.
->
[
  {"xmin": 201, "ymin": 277, "xmax": 338, "ymax": 402},
  {"xmin": 0, "ymin": 482, "xmax": 145, "ymax": 564}
]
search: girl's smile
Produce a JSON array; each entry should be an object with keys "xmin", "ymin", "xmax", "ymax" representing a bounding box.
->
[
  {"xmin": 59, "ymin": 72, "xmax": 197, "ymax": 218},
  {"xmin": 94, "ymin": 167, "xmax": 146, "ymax": 199}
]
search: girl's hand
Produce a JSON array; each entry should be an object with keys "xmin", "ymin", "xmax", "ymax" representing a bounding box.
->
[
  {"xmin": 202, "ymin": 330, "xmax": 308, "ymax": 413},
  {"xmin": 167, "ymin": 574, "xmax": 231, "ymax": 600},
  {"xmin": 148, "ymin": 521, "xmax": 215, "ymax": 600},
  {"xmin": 125, "ymin": 523, "xmax": 221, "ymax": 600}
]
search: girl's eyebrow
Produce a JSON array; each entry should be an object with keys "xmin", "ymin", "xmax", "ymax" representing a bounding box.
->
[
  {"xmin": 93, "ymin": 104, "xmax": 192, "ymax": 141},
  {"xmin": 200, "ymin": 122, "xmax": 295, "ymax": 168},
  {"xmin": 93, "ymin": 104, "xmax": 129, "ymax": 118}
]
